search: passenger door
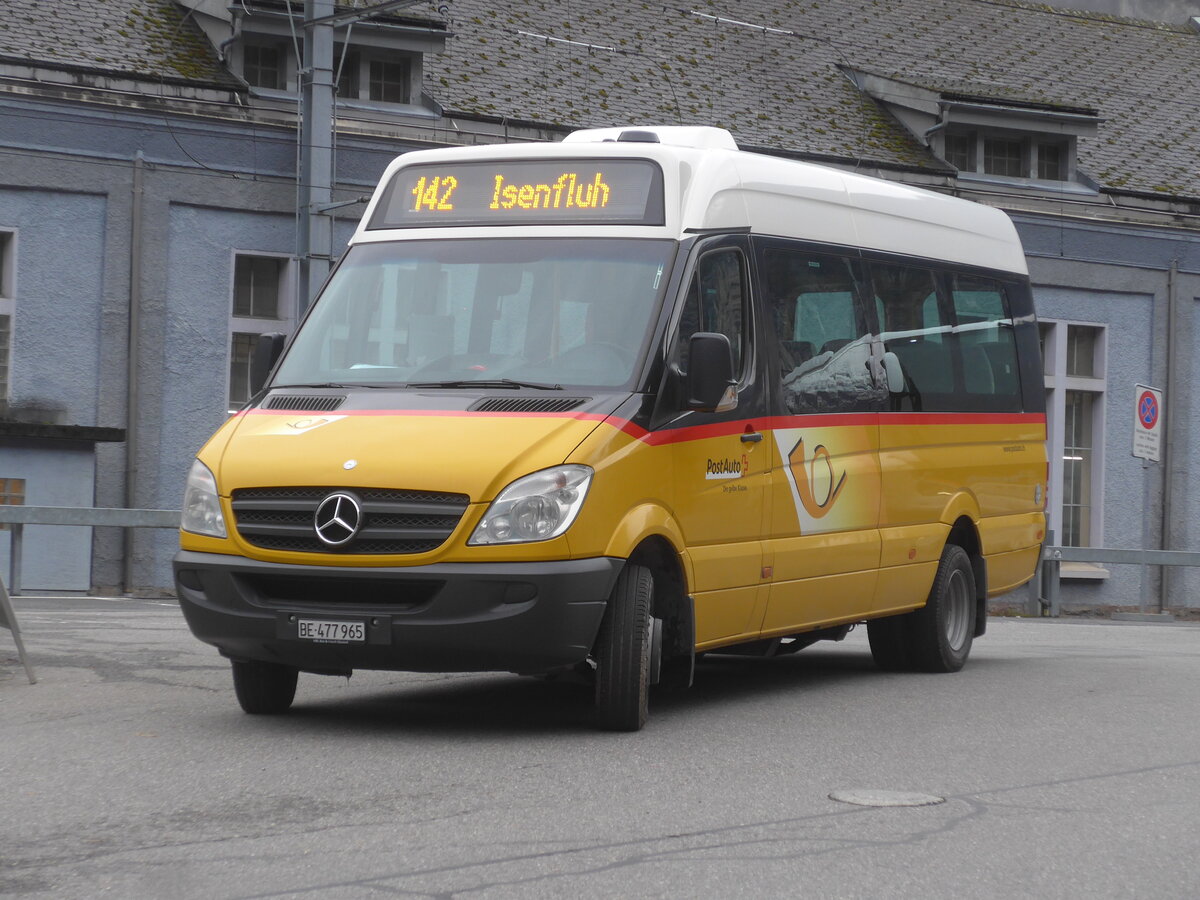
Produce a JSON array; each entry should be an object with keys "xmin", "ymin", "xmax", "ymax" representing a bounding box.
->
[
  {"xmin": 757, "ymin": 242, "xmax": 884, "ymax": 633},
  {"xmin": 655, "ymin": 237, "xmax": 772, "ymax": 646}
]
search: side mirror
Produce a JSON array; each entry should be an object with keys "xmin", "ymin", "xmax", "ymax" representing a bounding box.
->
[
  {"xmin": 250, "ymin": 332, "xmax": 287, "ymax": 395},
  {"xmin": 685, "ymin": 332, "xmax": 738, "ymax": 412}
]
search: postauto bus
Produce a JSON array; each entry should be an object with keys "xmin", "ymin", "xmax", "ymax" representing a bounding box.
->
[{"xmin": 175, "ymin": 126, "xmax": 1047, "ymax": 730}]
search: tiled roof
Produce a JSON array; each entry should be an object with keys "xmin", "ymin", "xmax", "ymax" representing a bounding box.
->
[
  {"xmin": 424, "ymin": 0, "xmax": 1200, "ymax": 198},
  {"xmin": 3, "ymin": 1, "xmax": 1198, "ymax": 200},
  {"xmin": 0, "ymin": 0, "xmax": 236, "ymax": 86}
]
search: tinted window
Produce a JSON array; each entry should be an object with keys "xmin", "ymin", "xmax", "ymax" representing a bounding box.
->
[
  {"xmin": 672, "ymin": 248, "xmax": 749, "ymax": 380},
  {"xmin": 763, "ymin": 248, "xmax": 882, "ymax": 414},
  {"xmin": 874, "ymin": 263, "xmax": 954, "ymax": 411},
  {"xmin": 950, "ymin": 274, "xmax": 1022, "ymax": 412},
  {"xmin": 876, "ymin": 265, "xmax": 1024, "ymax": 413}
]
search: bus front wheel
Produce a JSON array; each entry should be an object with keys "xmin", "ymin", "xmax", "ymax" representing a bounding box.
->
[
  {"xmin": 593, "ymin": 563, "xmax": 653, "ymax": 731},
  {"xmin": 231, "ymin": 659, "xmax": 299, "ymax": 714}
]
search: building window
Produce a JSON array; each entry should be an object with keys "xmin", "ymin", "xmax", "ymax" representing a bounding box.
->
[
  {"xmin": 333, "ymin": 47, "xmax": 416, "ymax": 105},
  {"xmin": 243, "ymin": 41, "xmax": 287, "ymax": 90},
  {"xmin": 234, "ymin": 255, "xmax": 284, "ymax": 319},
  {"xmin": 0, "ymin": 477, "xmax": 24, "ymax": 531},
  {"xmin": 0, "ymin": 231, "xmax": 14, "ymax": 410},
  {"xmin": 1062, "ymin": 390, "xmax": 1094, "ymax": 547},
  {"xmin": 229, "ymin": 332, "xmax": 263, "ymax": 412},
  {"xmin": 1038, "ymin": 141, "xmax": 1066, "ymax": 181},
  {"xmin": 336, "ymin": 47, "xmax": 360, "ymax": 98},
  {"xmin": 1042, "ymin": 320, "xmax": 1106, "ymax": 549},
  {"xmin": 943, "ymin": 129, "xmax": 1076, "ymax": 184},
  {"xmin": 983, "ymin": 137, "xmax": 1025, "ymax": 178},
  {"xmin": 230, "ymin": 253, "xmax": 291, "ymax": 413},
  {"xmin": 944, "ymin": 132, "xmax": 974, "ymax": 171},
  {"xmin": 368, "ymin": 58, "xmax": 410, "ymax": 103},
  {"xmin": 1066, "ymin": 322, "xmax": 1098, "ymax": 377}
]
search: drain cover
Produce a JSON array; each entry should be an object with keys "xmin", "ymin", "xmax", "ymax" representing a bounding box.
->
[{"xmin": 829, "ymin": 790, "xmax": 946, "ymax": 808}]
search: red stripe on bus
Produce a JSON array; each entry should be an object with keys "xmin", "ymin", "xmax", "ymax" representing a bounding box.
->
[{"xmin": 244, "ymin": 406, "xmax": 1046, "ymax": 443}]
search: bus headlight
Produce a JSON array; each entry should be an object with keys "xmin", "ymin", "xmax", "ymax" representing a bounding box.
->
[
  {"xmin": 469, "ymin": 465, "xmax": 592, "ymax": 545},
  {"xmin": 181, "ymin": 459, "xmax": 227, "ymax": 538}
]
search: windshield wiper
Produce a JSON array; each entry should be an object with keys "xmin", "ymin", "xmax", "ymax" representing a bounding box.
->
[
  {"xmin": 408, "ymin": 378, "xmax": 563, "ymax": 391},
  {"xmin": 272, "ymin": 382, "xmax": 395, "ymax": 390}
]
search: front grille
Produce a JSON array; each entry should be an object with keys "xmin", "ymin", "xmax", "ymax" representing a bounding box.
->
[
  {"xmin": 231, "ymin": 486, "xmax": 469, "ymax": 555},
  {"xmin": 237, "ymin": 573, "xmax": 441, "ymax": 609}
]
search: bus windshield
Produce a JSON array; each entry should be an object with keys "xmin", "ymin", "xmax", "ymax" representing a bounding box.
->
[{"xmin": 274, "ymin": 238, "xmax": 676, "ymax": 390}]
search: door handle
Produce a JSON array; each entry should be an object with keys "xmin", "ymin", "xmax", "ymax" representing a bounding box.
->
[{"xmin": 740, "ymin": 431, "xmax": 763, "ymax": 443}]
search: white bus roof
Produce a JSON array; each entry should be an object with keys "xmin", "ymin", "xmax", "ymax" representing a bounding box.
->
[{"xmin": 355, "ymin": 126, "xmax": 1028, "ymax": 276}]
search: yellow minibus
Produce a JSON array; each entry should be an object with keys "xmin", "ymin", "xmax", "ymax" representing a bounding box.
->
[{"xmin": 175, "ymin": 126, "xmax": 1047, "ymax": 730}]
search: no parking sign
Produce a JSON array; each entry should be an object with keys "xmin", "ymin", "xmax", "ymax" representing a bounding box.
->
[{"xmin": 1132, "ymin": 384, "xmax": 1164, "ymax": 462}]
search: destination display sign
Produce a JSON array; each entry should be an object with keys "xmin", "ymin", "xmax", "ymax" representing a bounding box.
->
[{"xmin": 368, "ymin": 158, "xmax": 665, "ymax": 229}]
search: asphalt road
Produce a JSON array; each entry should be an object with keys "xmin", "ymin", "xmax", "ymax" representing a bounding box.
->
[{"xmin": 3, "ymin": 596, "xmax": 1199, "ymax": 899}]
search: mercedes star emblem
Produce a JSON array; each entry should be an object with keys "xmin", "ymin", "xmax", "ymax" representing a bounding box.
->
[{"xmin": 313, "ymin": 492, "xmax": 362, "ymax": 547}]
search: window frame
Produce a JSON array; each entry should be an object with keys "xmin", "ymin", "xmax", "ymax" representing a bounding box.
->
[
  {"xmin": 1041, "ymin": 318, "xmax": 1107, "ymax": 552},
  {"xmin": 0, "ymin": 230, "xmax": 16, "ymax": 411},
  {"xmin": 228, "ymin": 251, "xmax": 295, "ymax": 414},
  {"xmin": 335, "ymin": 44, "xmax": 421, "ymax": 106},
  {"xmin": 672, "ymin": 245, "xmax": 755, "ymax": 389},
  {"xmin": 759, "ymin": 241, "xmax": 882, "ymax": 415},
  {"xmin": 939, "ymin": 126, "xmax": 1078, "ymax": 186},
  {"xmin": 240, "ymin": 37, "xmax": 292, "ymax": 91}
]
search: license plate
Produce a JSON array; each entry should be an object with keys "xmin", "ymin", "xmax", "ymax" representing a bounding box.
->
[{"xmin": 296, "ymin": 619, "xmax": 365, "ymax": 643}]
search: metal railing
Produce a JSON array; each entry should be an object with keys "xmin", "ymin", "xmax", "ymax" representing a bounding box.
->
[
  {"xmin": 0, "ymin": 506, "xmax": 180, "ymax": 596},
  {"xmin": 1040, "ymin": 543, "xmax": 1200, "ymax": 618},
  {"xmin": 0, "ymin": 506, "xmax": 180, "ymax": 685}
]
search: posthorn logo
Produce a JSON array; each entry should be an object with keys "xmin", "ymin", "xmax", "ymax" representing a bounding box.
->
[{"xmin": 314, "ymin": 492, "xmax": 362, "ymax": 547}]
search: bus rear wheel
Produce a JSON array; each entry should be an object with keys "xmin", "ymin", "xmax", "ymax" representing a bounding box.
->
[
  {"xmin": 866, "ymin": 615, "xmax": 912, "ymax": 671},
  {"xmin": 593, "ymin": 563, "xmax": 653, "ymax": 731},
  {"xmin": 909, "ymin": 543, "xmax": 976, "ymax": 672},
  {"xmin": 231, "ymin": 659, "xmax": 299, "ymax": 714},
  {"xmin": 867, "ymin": 544, "xmax": 976, "ymax": 673}
]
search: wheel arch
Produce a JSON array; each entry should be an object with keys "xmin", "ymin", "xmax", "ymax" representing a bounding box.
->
[
  {"xmin": 626, "ymin": 534, "xmax": 694, "ymax": 688},
  {"xmin": 946, "ymin": 514, "xmax": 988, "ymax": 637}
]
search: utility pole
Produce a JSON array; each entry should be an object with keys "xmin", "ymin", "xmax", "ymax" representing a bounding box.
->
[
  {"xmin": 295, "ymin": 0, "xmax": 433, "ymax": 310},
  {"xmin": 297, "ymin": 0, "xmax": 335, "ymax": 310}
]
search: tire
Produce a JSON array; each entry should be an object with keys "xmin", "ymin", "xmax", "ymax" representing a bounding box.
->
[
  {"xmin": 908, "ymin": 544, "xmax": 977, "ymax": 673},
  {"xmin": 593, "ymin": 564, "xmax": 653, "ymax": 731},
  {"xmin": 231, "ymin": 659, "xmax": 299, "ymax": 715},
  {"xmin": 867, "ymin": 614, "xmax": 912, "ymax": 671}
]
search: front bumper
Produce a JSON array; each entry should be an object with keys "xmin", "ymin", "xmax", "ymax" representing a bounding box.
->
[{"xmin": 173, "ymin": 550, "xmax": 623, "ymax": 676}]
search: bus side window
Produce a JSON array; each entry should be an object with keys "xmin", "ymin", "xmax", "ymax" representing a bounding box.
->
[
  {"xmin": 874, "ymin": 263, "xmax": 952, "ymax": 411},
  {"xmin": 762, "ymin": 248, "xmax": 879, "ymax": 414},
  {"xmin": 950, "ymin": 274, "xmax": 1022, "ymax": 412},
  {"xmin": 672, "ymin": 249, "xmax": 748, "ymax": 381}
]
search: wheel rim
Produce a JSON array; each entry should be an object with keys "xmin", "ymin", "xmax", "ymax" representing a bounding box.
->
[{"xmin": 944, "ymin": 568, "xmax": 972, "ymax": 652}]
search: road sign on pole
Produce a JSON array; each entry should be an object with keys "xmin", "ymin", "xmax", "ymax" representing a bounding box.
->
[{"xmin": 1132, "ymin": 384, "xmax": 1164, "ymax": 462}]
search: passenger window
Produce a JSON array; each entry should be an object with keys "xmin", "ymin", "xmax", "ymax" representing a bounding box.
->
[
  {"xmin": 874, "ymin": 263, "xmax": 954, "ymax": 411},
  {"xmin": 763, "ymin": 249, "xmax": 882, "ymax": 414},
  {"xmin": 950, "ymin": 275, "xmax": 1022, "ymax": 411},
  {"xmin": 673, "ymin": 249, "xmax": 748, "ymax": 379}
]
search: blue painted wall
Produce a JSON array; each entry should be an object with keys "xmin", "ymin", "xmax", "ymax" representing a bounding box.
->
[{"xmin": 0, "ymin": 441, "xmax": 94, "ymax": 590}]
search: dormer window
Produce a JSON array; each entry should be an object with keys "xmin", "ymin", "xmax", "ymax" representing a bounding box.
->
[
  {"xmin": 841, "ymin": 67, "xmax": 1101, "ymax": 191},
  {"xmin": 243, "ymin": 39, "xmax": 287, "ymax": 90},
  {"xmin": 941, "ymin": 130, "xmax": 1073, "ymax": 183},
  {"xmin": 178, "ymin": 1, "xmax": 446, "ymax": 111},
  {"xmin": 1038, "ymin": 141, "xmax": 1066, "ymax": 180},
  {"xmin": 336, "ymin": 46, "xmax": 419, "ymax": 105}
]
